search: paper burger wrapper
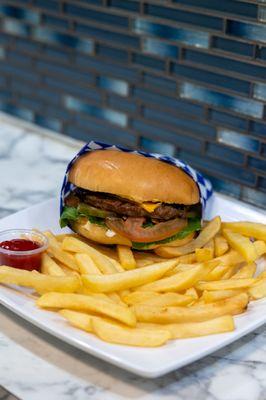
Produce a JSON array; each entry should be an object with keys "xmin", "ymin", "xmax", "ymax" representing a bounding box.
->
[{"xmin": 60, "ymin": 141, "xmax": 213, "ymax": 218}]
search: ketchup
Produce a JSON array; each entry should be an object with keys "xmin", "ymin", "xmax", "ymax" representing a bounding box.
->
[{"xmin": 0, "ymin": 239, "xmax": 42, "ymax": 271}]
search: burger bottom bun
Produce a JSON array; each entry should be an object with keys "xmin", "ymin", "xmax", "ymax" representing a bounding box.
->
[
  {"xmin": 70, "ymin": 221, "xmax": 195, "ymax": 250},
  {"xmin": 71, "ymin": 221, "xmax": 132, "ymax": 246}
]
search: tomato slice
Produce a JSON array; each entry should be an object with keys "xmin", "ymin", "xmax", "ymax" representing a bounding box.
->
[{"xmin": 105, "ymin": 217, "xmax": 187, "ymax": 243}]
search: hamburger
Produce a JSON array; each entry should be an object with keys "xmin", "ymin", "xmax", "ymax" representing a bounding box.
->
[{"xmin": 60, "ymin": 150, "xmax": 202, "ymax": 250}]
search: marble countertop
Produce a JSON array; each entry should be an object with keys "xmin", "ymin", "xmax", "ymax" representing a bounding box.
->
[{"xmin": 0, "ymin": 112, "xmax": 265, "ymax": 400}]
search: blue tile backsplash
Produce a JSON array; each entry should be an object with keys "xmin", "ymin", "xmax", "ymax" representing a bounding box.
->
[{"xmin": 0, "ymin": 0, "xmax": 265, "ymax": 208}]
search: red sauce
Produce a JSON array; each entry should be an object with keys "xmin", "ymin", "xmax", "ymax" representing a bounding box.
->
[{"xmin": 0, "ymin": 239, "xmax": 42, "ymax": 271}]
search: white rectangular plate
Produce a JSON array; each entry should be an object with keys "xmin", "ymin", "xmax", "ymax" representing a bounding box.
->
[{"xmin": 0, "ymin": 195, "xmax": 265, "ymax": 378}]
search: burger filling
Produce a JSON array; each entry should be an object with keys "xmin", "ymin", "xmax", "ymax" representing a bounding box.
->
[{"xmin": 60, "ymin": 188, "xmax": 201, "ymax": 249}]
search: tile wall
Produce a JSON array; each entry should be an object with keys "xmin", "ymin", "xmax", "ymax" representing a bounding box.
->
[{"xmin": 0, "ymin": 0, "xmax": 265, "ymax": 207}]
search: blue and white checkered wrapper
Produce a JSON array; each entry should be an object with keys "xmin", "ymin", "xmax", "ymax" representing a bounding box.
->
[{"xmin": 60, "ymin": 141, "xmax": 213, "ymax": 216}]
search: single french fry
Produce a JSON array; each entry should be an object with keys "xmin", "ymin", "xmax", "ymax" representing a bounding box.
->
[
  {"xmin": 165, "ymin": 262, "xmax": 195, "ymax": 277},
  {"xmin": 135, "ymin": 255, "xmax": 168, "ymax": 268},
  {"xmin": 143, "ymin": 315, "xmax": 235, "ymax": 339},
  {"xmin": 177, "ymin": 253, "xmax": 197, "ymax": 264},
  {"xmin": 77, "ymin": 287, "xmax": 113, "ymax": 301},
  {"xmin": 91, "ymin": 317, "xmax": 170, "ymax": 347},
  {"xmin": 122, "ymin": 291, "xmax": 160, "ymax": 305},
  {"xmin": 254, "ymin": 241, "xmax": 266, "ymax": 258},
  {"xmin": 204, "ymin": 264, "xmax": 232, "ymax": 282},
  {"xmin": 231, "ymin": 263, "xmax": 257, "ymax": 279},
  {"xmin": 195, "ymin": 248, "xmax": 213, "ymax": 262},
  {"xmin": 185, "ymin": 287, "xmax": 199, "ymax": 300},
  {"xmin": 82, "ymin": 260, "xmax": 178, "ymax": 292},
  {"xmin": 59, "ymin": 264, "xmax": 80, "ymax": 277},
  {"xmin": 202, "ymin": 289, "xmax": 243, "ymax": 303},
  {"xmin": 0, "ymin": 266, "xmax": 81, "ymax": 294},
  {"xmin": 169, "ymin": 250, "xmax": 241, "ymax": 278},
  {"xmin": 204, "ymin": 239, "xmax": 215, "ymax": 251},
  {"xmin": 62, "ymin": 237, "xmax": 117, "ymax": 274},
  {"xmin": 77, "ymin": 286, "xmax": 126, "ymax": 306},
  {"xmin": 222, "ymin": 221, "xmax": 266, "ymax": 241},
  {"xmin": 108, "ymin": 292, "xmax": 127, "ymax": 306},
  {"xmin": 136, "ymin": 292, "xmax": 194, "ymax": 307},
  {"xmin": 196, "ymin": 278, "xmax": 256, "ymax": 291},
  {"xmin": 223, "ymin": 229, "xmax": 257, "ymax": 263},
  {"xmin": 45, "ymin": 232, "xmax": 79, "ymax": 271},
  {"xmin": 248, "ymin": 279, "xmax": 266, "ymax": 300},
  {"xmin": 221, "ymin": 265, "xmax": 239, "ymax": 280},
  {"xmin": 75, "ymin": 253, "xmax": 101, "ymax": 275},
  {"xmin": 119, "ymin": 289, "xmax": 131, "ymax": 298},
  {"xmin": 134, "ymin": 293, "xmax": 248, "ymax": 323},
  {"xmin": 138, "ymin": 315, "xmax": 235, "ymax": 339},
  {"xmin": 108, "ymin": 257, "xmax": 125, "ymax": 272},
  {"xmin": 41, "ymin": 253, "xmax": 65, "ymax": 276},
  {"xmin": 189, "ymin": 297, "xmax": 206, "ymax": 306},
  {"xmin": 155, "ymin": 217, "xmax": 221, "ymax": 257},
  {"xmin": 216, "ymin": 250, "xmax": 244, "ymax": 266},
  {"xmin": 257, "ymin": 270, "xmax": 266, "ymax": 279},
  {"xmin": 60, "ymin": 309, "xmax": 93, "ymax": 332},
  {"xmin": 135, "ymin": 259, "xmax": 155, "ymax": 268},
  {"xmin": 214, "ymin": 235, "xmax": 229, "ymax": 257},
  {"xmin": 37, "ymin": 292, "xmax": 136, "ymax": 327},
  {"xmin": 55, "ymin": 233, "xmax": 78, "ymax": 242},
  {"xmin": 117, "ymin": 245, "xmax": 137, "ymax": 270},
  {"xmin": 135, "ymin": 260, "xmax": 218, "ymax": 293}
]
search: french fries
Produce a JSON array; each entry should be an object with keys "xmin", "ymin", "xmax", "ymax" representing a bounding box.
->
[
  {"xmin": 222, "ymin": 221, "xmax": 266, "ymax": 241},
  {"xmin": 1, "ymin": 214, "xmax": 265, "ymax": 349},
  {"xmin": 138, "ymin": 315, "xmax": 235, "ymax": 339},
  {"xmin": 45, "ymin": 231, "xmax": 79, "ymax": 271},
  {"xmin": 204, "ymin": 264, "xmax": 232, "ymax": 281},
  {"xmin": 202, "ymin": 289, "xmax": 243, "ymax": 303},
  {"xmin": 216, "ymin": 250, "xmax": 244, "ymax": 266},
  {"xmin": 232, "ymin": 263, "xmax": 256, "ymax": 279},
  {"xmin": 126, "ymin": 292, "xmax": 194, "ymax": 307},
  {"xmin": 134, "ymin": 293, "xmax": 249, "ymax": 324},
  {"xmin": 195, "ymin": 247, "xmax": 213, "ymax": 262},
  {"xmin": 185, "ymin": 287, "xmax": 198, "ymax": 300},
  {"xmin": 0, "ymin": 266, "xmax": 80, "ymax": 294},
  {"xmin": 136, "ymin": 260, "xmax": 218, "ymax": 292},
  {"xmin": 92, "ymin": 317, "xmax": 171, "ymax": 347},
  {"xmin": 222, "ymin": 229, "xmax": 258, "ymax": 263},
  {"xmin": 62, "ymin": 237, "xmax": 118, "ymax": 274},
  {"xmin": 155, "ymin": 216, "xmax": 221, "ymax": 257},
  {"xmin": 196, "ymin": 278, "xmax": 257, "ymax": 291},
  {"xmin": 117, "ymin": 245, "xmax": 137, "ymax": 270},
  {"xmin": 214, "ymin": 235, "xmax": 229, "ymax": 257},
  {"xmin": 37, "ymin": 292, "xmax": 136, "ymax": 326},
  {"xmin": 82, "ymin": 260, "xmax": 178, "ymax": 292},
  {"xmin": 122, "ymin": 291, "xmax": 159, "ymax": 305},
  {"xmin": 254, "ymin": 241, "xmax": 266, "ymax": 258},
  {"xmin": 249, "ymin": 279, "xmax": 266, "ymax": 300},
  {"xmin": 75, "ymin": 253, "xmax": 101, "ymax": 275},
  {"xmin": 59, "ymin": 309, "xmax": 93, "ymax": 332},
  {"xmin": 41, "ymin": 253, "xmax": 65, "ymax": 276}
]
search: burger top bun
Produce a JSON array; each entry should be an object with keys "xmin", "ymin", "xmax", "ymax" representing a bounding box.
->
[{"xmin": 68, "ymin": 150, "xmax": 200, "ymax": 205}]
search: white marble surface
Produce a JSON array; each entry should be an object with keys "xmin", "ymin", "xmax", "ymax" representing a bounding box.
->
[{"xmin": 0, "ymin": 112, "xmax": 265, "ymax": 400}]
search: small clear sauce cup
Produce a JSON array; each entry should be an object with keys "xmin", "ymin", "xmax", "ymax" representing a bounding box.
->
[{"xmin": 0, "ymin": 229, "xmax": 48, "ymax": 271}]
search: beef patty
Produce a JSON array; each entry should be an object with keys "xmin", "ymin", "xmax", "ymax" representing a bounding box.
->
[{"xmin": 65, "ymin": 188, "xmax": 192, "ymax": 220}]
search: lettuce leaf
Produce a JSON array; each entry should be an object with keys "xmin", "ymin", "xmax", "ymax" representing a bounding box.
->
[
  {"xmin": 132, "ymin": 217, "xmax": 201, "ymax": 250},
  {"xmin": 60, "ymin": 207, "xmax": 80, "ymax": 228},
  {"xmin": 60, "ymin": 206, "xmax": 105, "ymax": 228}
]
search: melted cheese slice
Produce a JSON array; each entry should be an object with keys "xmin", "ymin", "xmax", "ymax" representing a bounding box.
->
[{"xmin": 141, "ymin": 202, "xmax": 161, "ymax": 213}]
